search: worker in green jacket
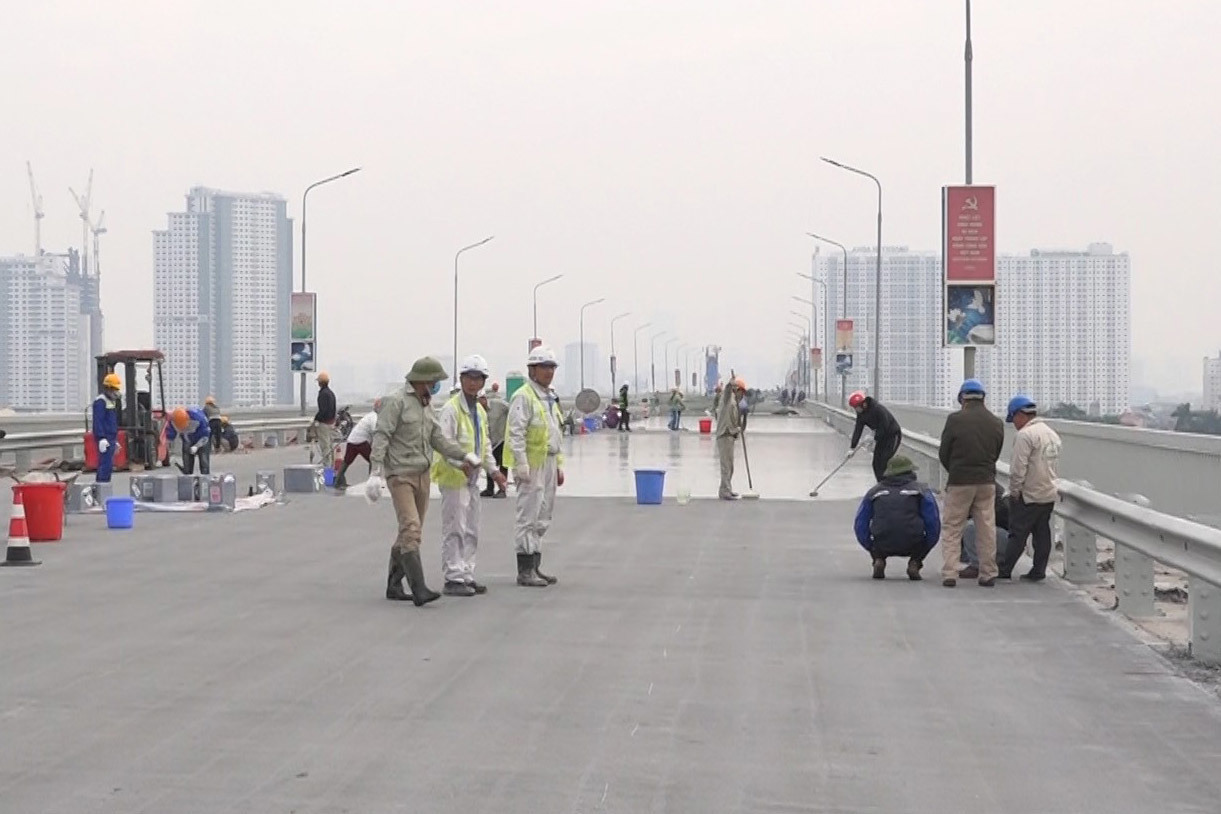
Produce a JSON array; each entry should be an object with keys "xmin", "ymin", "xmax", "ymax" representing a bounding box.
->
[{"xmin": 366, "ymin": 357, "xmax": 480, "ymax": 607}]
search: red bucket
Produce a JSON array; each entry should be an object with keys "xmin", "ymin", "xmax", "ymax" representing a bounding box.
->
[
  {"xmin": 698, "ymin": 417, "xmax": 712, "ymax": 434},
  {"xmin": 14, "ymin": 483, "xmax": 68, "ymax": 542}
]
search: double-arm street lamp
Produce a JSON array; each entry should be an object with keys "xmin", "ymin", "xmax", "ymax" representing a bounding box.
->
[
  {"xmin": 609, "ymin": 311, "xmax": 631, "ymax": 394},
  {"xmin": 453, "ymin": 235, "xmax": 496, "ymax": 384},
  {"xmin": 578, "ymin": 298, "xmax": 605, "ymax": 391},
  {"xmin": 633, "ymin": 322, "xmax": 653, "ymax": 397}
]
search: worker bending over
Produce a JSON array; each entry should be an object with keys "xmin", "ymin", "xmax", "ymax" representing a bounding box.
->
[
  {"xmin": 335, "ymin": 399, "xmax": 381, "ymax": 490},
  {"xmin": 168, "ymin": 406, "xmax": 212, "ymax": 475},
  {"xmin": 848, "ymin": 391, "xmax": 903, "ymax": 482}
]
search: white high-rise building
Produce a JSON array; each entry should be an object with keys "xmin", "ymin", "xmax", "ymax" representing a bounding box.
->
[
  {"xmin": 561, "ymin": 341, "xmax": 603, "ymax": 395},
  {"xmin": 0, "ymin": 254, "xmax": 87, "ymax": 412},
  {"xmin": 974, "ymin": 244, "xmax": 1130, "ymax": 416},
  {"xmin": 153, "ymin": 187, "xmax": 293, "ymax": 408},
  {"xmin": 1203, "ymin": 353, "xmax": 1221, "ymax": 412},
  {"xmin": 819, "ymin": 246, "xmax": 954, "ymax": 409}
]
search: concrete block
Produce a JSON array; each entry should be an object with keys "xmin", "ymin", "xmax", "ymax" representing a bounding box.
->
[
  {"xmin": 67, "ymin": 481, "xmax": 112, "ymax": 513},
  {"xmin": 130, "ymin": 475, "xmax": 156, "ymax": 502}
]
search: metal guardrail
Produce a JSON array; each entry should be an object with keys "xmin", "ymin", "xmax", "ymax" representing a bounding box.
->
[{"xmin": 811, "ymin": 401, "xmax": 1221, "ymax": 665}]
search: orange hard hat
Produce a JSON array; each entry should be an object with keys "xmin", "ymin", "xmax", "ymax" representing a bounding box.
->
[
  {"xmin": 733, "ymin": 377, "xmax": 747, "ymax": 391},
  {"xmin": 171, "ymin": 407, "xmax": 189, "ymax": 430}
]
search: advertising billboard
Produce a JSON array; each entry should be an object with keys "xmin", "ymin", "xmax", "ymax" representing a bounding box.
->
[
  {"xmin": 942, "ymin": 185, "xmax": 997, "ymax": 347},
  {"xmin": 834, "ymin": 319, "xmax": 854, "ymax": 374},
  {"xmin": 290, "ymin": 292, "xmax": 317, "ymax": 372}
]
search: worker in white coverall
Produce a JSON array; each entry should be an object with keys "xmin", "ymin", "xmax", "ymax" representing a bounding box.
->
[
  {"xmin": 505, "ymin": 345, "xmax": 565, "ymax": 588},
  {"xmin": 433, "ymin": 354, "xmax": 508, "ymax": 597}
]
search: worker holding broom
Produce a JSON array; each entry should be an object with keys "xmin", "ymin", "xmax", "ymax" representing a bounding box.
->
[
  {"xmin": 848, "ymin": 391, "xmax": 903, "ymax": 482},
  {"xmin": 716, "ymin": 377, "xmax": 747, "ymax": 500}
]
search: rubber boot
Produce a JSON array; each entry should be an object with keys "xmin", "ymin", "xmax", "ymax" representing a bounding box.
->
[
  {"xmin": 872, "ymin": 557, "xmax": 886, "ymax": 579},
  {"xmin": 335, "ymin": 463, "xmax": 349, "ymax": 490},
  {"xmin": 533, "ymin": 552, "xmax": 557, "ymax": 585},
  {"xmin": 906, "ymin": 558, "xmax": 923, "ymax": 581},
  {"xmin": 386, "ymin": 554, "xmax": 412, "ymax": 601},
  {"xmin": 401, "ymin": 550, "xmax": 441, "ymax": 606},
  {"xmin": 517, "ymin": 553, "xmax": 548, "ymax": 587}
]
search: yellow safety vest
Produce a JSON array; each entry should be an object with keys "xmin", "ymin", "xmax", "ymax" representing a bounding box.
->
[
  {"xmin": 430, "ymin": 394, "xmax": 489, "ymax": 490},
  {"xmin": 503, "ymin": 383, "xmax": 564, "ymax": 470}
]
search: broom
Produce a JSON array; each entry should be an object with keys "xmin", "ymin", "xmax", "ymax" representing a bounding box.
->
[{"xmin": 740, "ymin": 428, "xmax": 759, "ymax": 500}]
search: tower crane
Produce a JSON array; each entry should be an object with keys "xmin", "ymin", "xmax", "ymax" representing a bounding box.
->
[
  {"xmin": 69, "ymin": 169, "xmax": 94, "ymax": 276},
  {"xmin": 91, "ymin": 210, "xmax": 107, "ymax": 279},
  {"xmin": 26, "ymin": 161, "xmax": 44, "ymax": 256}
]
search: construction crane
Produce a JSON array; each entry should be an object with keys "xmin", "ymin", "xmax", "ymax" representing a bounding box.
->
[
  {"xmin": 26, "ymin": 161, "xmax": 44, "ymax": 256},
  {"xmin": 91, "ymin": 210, "xmax": 106, "ymax": 278},
  {"xmin": 69, "ymin": 169, "xmax": 94, "ymax": 276}
]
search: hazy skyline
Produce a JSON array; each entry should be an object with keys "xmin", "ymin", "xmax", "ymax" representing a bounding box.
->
[{"xmin": 3, "ymin": 1, "xmax": 1219, "ymax": 395}]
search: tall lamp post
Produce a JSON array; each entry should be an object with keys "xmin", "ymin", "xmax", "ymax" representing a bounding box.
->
[
  {"xmin": 609, "ymin": 311, "xmax": 631, "ymax": 394},
  {"xmin": 452, "ymin": 235, "xmax": 496, "ymax": 384},
  {"xmin": 299, "ymin": 166, "xmax": 361, "ymax": 415},
  {"xmin": 531, "ymin": 273, "xmax": 563, "ymax": 349},
  {"xmin": 790, "ymin": 310, "xmax": 811, "ymax": 395},
  {"xmin": 675, "ymin": 344, "xmax": 687, "ymax": 393},
  {"xmin": 806, "ymin": 232, "xmax": 849, "ymax": 406},
  {"xmin": 792, "ymin": 297, "xmax": 824, "ymax": 402},
  {"xmin": 649, "ymin": 330, "xmax": 667, "ymax": 394},
  {"xmin": 578, "ymin": 298, "xmax": 605, "ymax": 391},
  {"xmin": 663, "ymin": 337, "xmax": 679, "ymax": 391},
  {"xmin": 821, "ymin": 156, "xmax": 883, "ymax": 401},
  {"xmin": 963, "ymin": 0, "xmax": 977, "ymax": 382},
  {"xmin": 632, "ymin": 322, "xmax": 652, "ymax": 396}
]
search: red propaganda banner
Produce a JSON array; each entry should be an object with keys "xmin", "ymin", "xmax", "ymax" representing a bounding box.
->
[
  {"xmin": 810, "ymin": 347, "xmax": 822, "ymax": 368},
  {"xmin": 943, "ymin": 185, "xmax": 996, "ymax": 283}
]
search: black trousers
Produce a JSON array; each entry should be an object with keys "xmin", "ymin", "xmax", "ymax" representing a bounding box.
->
[
  {"xmin": 182, "ymin": 439, "xmax": 211, "ymax": 475},
  {"xmin": 209, "ymin": 418, "xmax": 223, "ymax": 451},
  {"xmin": 482, "ymin": 442, "xmax": 507, "ymax": 495},
  {"xmin": 871, "ymin": 432, "xmax": 902, "ymax": 482},
  {"xmin": 1000, "ymin": 498, "xmax": 1055, "ymax": 577}
]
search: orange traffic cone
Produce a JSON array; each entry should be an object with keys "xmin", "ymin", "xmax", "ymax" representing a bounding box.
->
[{"xmin": 1, "ymin": 488, "xmax": 41, "ymax": 567}]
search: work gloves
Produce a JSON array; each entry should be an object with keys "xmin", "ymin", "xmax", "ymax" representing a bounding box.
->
[
  {"xmin": 98, "ymin": 439, "xmax": 110, "ymax": 454},
  {"xmin": 190, "ymin": 442, "xmax": 204, "ymax": 455},
  {"xmin": 365, "ymin": 467, "xmax": 386, "ymax": 503},
  {"xmin": 844, "ymin": 448, "xmax": 856, "ymax": 461}
]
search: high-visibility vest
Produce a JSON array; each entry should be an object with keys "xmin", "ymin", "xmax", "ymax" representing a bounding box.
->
[
  {"xmin": 430, "ymin": 394, "xmax": 489, "ymax": 490},
  {"xmin": 503, "ymin": 383, "xmax": 564, "ymax": 470}
]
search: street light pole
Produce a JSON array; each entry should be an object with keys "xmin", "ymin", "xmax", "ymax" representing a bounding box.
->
[
  {"xmin": 578, "ymin": 298, "xmax": 605, "ymax": 391},
  {"xmin": 632, "ymin": 322, "xmax": 652, "ymax": 397},
  {"xmin": 790, "ymin": 307, "xmax": 812, "ymax": 396},
  {"xmin": 820, "ymin": 157, "xmax": 883, "ymax": 402},
  {"xmin": 531, "ymin": 273, "xmax": 563, "ymax": 348},
  {"xmin": 609, "ymin": 311, "xmax": 631, "ymax": 394},
  {"xmin": 663, "ymin": 337, "xmax": 679, "ymax": 391},
  {"xmin": 806, "ymin": 232, "xmax": 849, "ymax": 406},
  {"xmin": 452, "ymin": 235, "xmax": 495, "ymax": 385},
  {"xmin": 299, "ymin": 166, "xmax": 361, "ymax": 415},
  {"xmin": 963, "ymin": 0, "xmax": 978, "ymax": 382},
  {"xmin": 650, "ymin": 331, "xmax": 667, "ymax": 394}
]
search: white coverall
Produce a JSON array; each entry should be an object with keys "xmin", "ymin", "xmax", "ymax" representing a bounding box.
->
[
  {"xmin": 436, "ymin": 395, "xmax": 498, "ymax": 585},
  {"xmin": 508, "ymin": 380, "xmax": 563, "ymax": 555}
]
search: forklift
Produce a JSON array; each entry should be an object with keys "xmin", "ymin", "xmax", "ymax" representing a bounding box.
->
[{"xmin": 84, "ymin": 350, "xmax": 171, "ymax": 472}]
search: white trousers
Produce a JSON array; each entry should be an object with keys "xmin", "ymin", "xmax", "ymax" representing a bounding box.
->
[
  {"xmin": 440, "ymin": 481, "xmax": 481, "ymax": 584},
  {"xmin": 514, "ymin": 455, "xmax": 558, "ymax": 555}
]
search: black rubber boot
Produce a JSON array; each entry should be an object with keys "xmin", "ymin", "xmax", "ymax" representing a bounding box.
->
[
  {"xmin": 386, "ymin": 554, "xmax": 412, "ymax": 601},
  {"xmin": 533, "ymin": 552, "xmax": 557, "ymax": 585},
  {"xmin": 401, "ymin": 550, "xmax": 441, "ymax": 606},
  {"xmin": 906, "ymin": 558, "xmax": 923, "ymax": 581},
  {"xmin": 443, "ymin": 580, "xmax": 476, "ymax": 597},
  {"xmin": 872, "ymin": 557, "xmax": 886, "ymax": 579},
  {"xmin": 335, "ymin": 464, "xmax": 349, "ymax": 490},
  {"xmin": 517, "ymin": 553, "xmax": 548, "ymax": 587}
]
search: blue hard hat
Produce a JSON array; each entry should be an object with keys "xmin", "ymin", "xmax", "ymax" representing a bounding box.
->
[
  {"xmin": 957, "ymin": 378, "xmax": 986, "ymax": 403},
  {"xmin": 1006, "ymin": 395, "xmax": 1037, "ymax": 423}
]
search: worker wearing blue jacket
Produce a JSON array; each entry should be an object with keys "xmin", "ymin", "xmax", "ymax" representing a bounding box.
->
[
  {"xmin": 853, "ymin": 455, "xmax": 942, "ymax": 581},
  {"xmin": 167, "ymin": 406, "xmax": 212, "ymax": 475},
  {"xmin": 92, "ymin": 373, "xmax": 123, "ymax": 483}
]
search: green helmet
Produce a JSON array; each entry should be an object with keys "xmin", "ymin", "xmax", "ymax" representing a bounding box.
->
[{"xmin": 405, "ymin": 356, "xmax": 448, "ymax": 384}]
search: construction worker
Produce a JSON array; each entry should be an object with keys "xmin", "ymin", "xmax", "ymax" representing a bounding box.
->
[
  {"xmin": 848, "ymin": 391, "xmax": 904, "ymax": 482},
  {"xmin": 937, "ymin": 379, "xmax": 1005, "ymax": 587},
  {"xmin": 366, "ymin": 357, "xmax": 480, "ymax": 607},
  {"xmin": 505, "ymin": 345, "xmax": 565, "ymax": 587},
  {"xmin": 203, "ymin": 396, "xmax": 223, "ymax": 452},
  {"xmin": 92, "ymin": 373, "xmax": 122, "ymax": 483},
  {"xmin": 334, "ymin": 399, "xmax": 381, "ymax": 490},
  {"xmin": 167, "ymin": 406, "xmax": 212, "ymax": 475},
  {"xmin": 313, "ymin": 372, "xmax": 337, "ymax": 469},
  {"xmin": 716, "ymin": 377, "xmax": 746, "ymax": 500},
  {"xmin": 998, "ymin": 395, "xmax": 1063, "ymax": 581},
  {"xmin": 853, "ymin": 455, "xmax": 941, "ymax": 581},
  {"xmin": 479, "ymin": 387, "xmax": 510, "ymax": 498},
  {"xmin": 617, "ymin": 384, "xmax": 632, "ymax": 432},
  {"xmin": 434, "ymin": 355, "xmax": 508, "ymax": 596},
  {"xmin": 668, "ymin": 387, "xmax": 685, "ymax": 431}
]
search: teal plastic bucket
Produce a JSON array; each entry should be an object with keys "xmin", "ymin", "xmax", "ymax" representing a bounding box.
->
[
  {"xmin": 634, "ymin": 469, "xmax": 665, "ymax": 505},
  {"xmin": 105, "ymin": 496, "xmax": 135, "ymax": 530}
]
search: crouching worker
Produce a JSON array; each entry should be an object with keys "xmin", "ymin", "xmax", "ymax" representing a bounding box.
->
[{"xmin": 853, "ymin": 455, "xmax": 941, "ymax": 581}]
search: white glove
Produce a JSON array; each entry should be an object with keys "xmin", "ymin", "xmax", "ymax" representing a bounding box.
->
[
  {"xmin": 190, "ymin": 442, "xmax": 203, "ymax": 455},
  {"xmin": 463, "ymin": 452, "xmax": 481, "ymax": 468},
  {"xmin": 98, "ymin": 439, "xmax": 110, "ymax": 454},
  {"xmin": 513, "ymin": 465, "xmax": 531, "ymax": 485},
  {"xmin": 845, "ymin": 448, "xmax": 856, "ymax": 460},
  {"xmin": 365, "ymin": 474, "xmax": 386, "ymax": 503}
]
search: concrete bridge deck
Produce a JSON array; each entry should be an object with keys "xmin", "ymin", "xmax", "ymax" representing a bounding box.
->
[{"xmin": 2, "ymin": 417, "xmax": 1220, "ymax": 812}]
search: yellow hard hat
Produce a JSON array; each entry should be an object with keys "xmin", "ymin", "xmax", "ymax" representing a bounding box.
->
[
  {"xmin": 102, "ymin": 373, "xmax": 121, "ymax": 390},
  {"xmin": 316, "ymin": 371, "xmax": 330, "ymax": 384},
  {"xmin": 205, "ymin": 395, "xmax": 217, "ymax": 406}
]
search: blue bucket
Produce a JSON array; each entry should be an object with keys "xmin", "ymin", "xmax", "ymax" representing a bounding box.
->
[
  {"xmin": 105, "ymin": 496, "xmax": 135, "ymax": 530},
  {"xmin": 633, "ymin": 469, "xmax": 666, "ymax": 505},
  {"xmin": 583, "ymin": 416, "xmax": 598, "ymax": 432},
  {"xmin": 323, "ymin": 467, "xmax": 335, "ymax": 487}
]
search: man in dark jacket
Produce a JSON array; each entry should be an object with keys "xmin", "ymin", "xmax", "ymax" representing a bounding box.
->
[
  {"xmin": 313, "ymin": 371, "xmax": 338, "ymax": 470},
  {"xmin": 848, "ymin": 391, "xmax": 903, "ymax": 482},
  {"xmin": 853, "ymin": 455, "xmax": 941, "ymax": 581},
  {"xmin": 937, "ymin": 378, "xmax": 1005, "ymax": 587}
]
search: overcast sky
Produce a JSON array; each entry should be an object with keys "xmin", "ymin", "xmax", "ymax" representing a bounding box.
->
[{"xmin": 3, "ymin": 1, "xmax": 1219, "ymax": 393}]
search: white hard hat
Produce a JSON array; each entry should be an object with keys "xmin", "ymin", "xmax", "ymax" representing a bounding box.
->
[
  {"xmin": 526, "ymin": 345, "xmax": 558, "ymax": 367},
  {"xmin": 459, "ymin": 354, "xmax": 490, "ymax": 377}
]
